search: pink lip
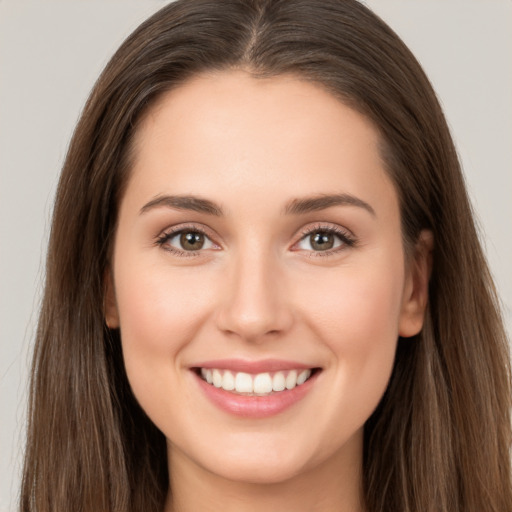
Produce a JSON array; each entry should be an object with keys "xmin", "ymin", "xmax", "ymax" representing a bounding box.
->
[
  {"xmin": 191, "ymin": 361, "xmax": 320, "ymax": 418},
  {"xmin": 192, "ymin": 358, "xmax": 314, "ymax": 374}
]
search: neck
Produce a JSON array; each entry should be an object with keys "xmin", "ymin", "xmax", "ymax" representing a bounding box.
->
[{"xmin": 164, "ymin": 433, "xmax": 365, "ymax": 512}]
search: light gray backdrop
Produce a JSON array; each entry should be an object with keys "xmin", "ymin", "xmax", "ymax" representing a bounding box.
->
[{"xmin": 1, "ymin": 1, "xmax": 511, "ymax": 511}]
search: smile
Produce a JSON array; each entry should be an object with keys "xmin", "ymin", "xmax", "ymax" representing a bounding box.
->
[
  {"xmin": 192, "ymin": 361, "xmax": 321, "ymax": 418},
  {"xmin": 199, "ymin": 368, "xmax": 313, "ymax": 395}
]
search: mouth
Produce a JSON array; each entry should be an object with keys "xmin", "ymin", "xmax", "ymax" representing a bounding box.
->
[
  {"xmin": 194, "ymin": 367, "xmax": 320, "ymax": 396},
  {"xmin": 191, "ymin": 359, "xmax": 322, "ymax": 417}
]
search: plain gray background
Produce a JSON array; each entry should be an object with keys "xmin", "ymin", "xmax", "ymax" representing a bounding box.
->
[{"xmin": 1, "ymin": 1, "xmax": 511, "ymax": 510}]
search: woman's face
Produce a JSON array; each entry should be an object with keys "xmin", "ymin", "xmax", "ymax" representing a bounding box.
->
[{"xmin": 106, "ymin": 70, "xmax": 428, "ymax": 485}]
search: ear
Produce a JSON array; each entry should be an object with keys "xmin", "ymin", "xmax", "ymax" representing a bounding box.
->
[
  {"xmin": 398, "ymin": 230, "xmax": 434, "ymax": 338},
  {"xmin": 104, "ymin": 267, "xmax": 120, "ymax": 329}
]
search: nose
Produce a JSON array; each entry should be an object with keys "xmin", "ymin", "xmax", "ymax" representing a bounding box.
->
[{"xmin": 215, "ymin": 250, "xmax": 294, "ymax": 343}]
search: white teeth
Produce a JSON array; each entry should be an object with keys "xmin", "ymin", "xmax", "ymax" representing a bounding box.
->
[
  {"xmin": 285, "ymin": 370, "xmax": 298, "ymax": 390},
  {"xmin": 222, "ymin": 370, "xmax": 235, "ymax": 391},
  {"xmin": 199, "ymin": 368, "xmax": 314, "ymax": 394},
  {"xmin": 201, "ymin": 368, "xmax": 213, "ymax": 384},
  {"xmin": 235, "ymin": 372, "xmax": 253, "ymax": 393},
  {"xmin": 272, "ymin": 372, "xmax": 286, "ymax": 392},
  {"xmin": 212, "ymin": 369, "xmax": 223, "ymax": 388},
  {"xmin": 253, "ymin": 373, "xmax": 273, "ymax": 394},
  {"xmin": 297, "ymin": 369, "xmax": 311, "ymax": 385}
]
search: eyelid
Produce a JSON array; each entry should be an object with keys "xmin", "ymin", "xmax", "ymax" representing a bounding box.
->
[
  {"xmin": 154, "ymin": 223, "xmax": 221, "ymax": 257},
  {"xmin": 291, "ymin": 222, "xmax": 357, "ymax": 256}
]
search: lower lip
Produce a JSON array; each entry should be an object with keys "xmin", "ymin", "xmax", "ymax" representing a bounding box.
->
[{"xmin": 193, "ymin": 370, "xmax": 319, "ymax": 418}]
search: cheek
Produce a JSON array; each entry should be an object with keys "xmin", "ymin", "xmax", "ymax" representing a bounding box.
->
[
  {"xmin": 303, "ymin": 258, "xmax": 404, "ymax": 347},
  {"xmin": 113, "ymin": 259, "xmax": 216, "ymax": 382},
  {"xmin": 297, "ymin": 256, "xmax": 404, "ymax": 428}
]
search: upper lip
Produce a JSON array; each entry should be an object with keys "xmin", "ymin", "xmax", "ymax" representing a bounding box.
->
[{"xmin": 192, "ymin": 358, "xmax": 318, "ymax": 374}]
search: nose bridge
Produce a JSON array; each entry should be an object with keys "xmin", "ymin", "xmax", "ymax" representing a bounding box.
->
[{"xmin": 216, "ymin": 240, "xmax": 292, "ymax": 341}]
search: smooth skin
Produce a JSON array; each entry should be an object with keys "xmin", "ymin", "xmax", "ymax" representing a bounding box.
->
[{"xmin": 105, "ymin": 70, "xmax": 432, "ymax": 512}]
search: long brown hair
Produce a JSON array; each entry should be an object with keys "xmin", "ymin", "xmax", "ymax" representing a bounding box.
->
[{"xmin": 21, "ymin": 1, "xmax": 512, "ymax": 511}]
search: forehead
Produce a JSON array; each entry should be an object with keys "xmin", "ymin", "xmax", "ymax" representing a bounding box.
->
[{"xmin": 126, "ymin": 70, "xmax": 398, "ymax": 222}]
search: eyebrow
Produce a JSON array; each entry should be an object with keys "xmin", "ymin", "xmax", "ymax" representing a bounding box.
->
[
  {"xmin": 283, "ymin": 193, "xmax": 376, "ymax": 217},
  {"xmin": 140, "ymin": 195, "xmax": 223, "ymax": 216},
  {"xmin": 139, "ymin": 192, "xmax": 375, "ymax": 217}
]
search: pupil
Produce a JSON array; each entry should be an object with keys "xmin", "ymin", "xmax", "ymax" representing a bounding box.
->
[
  {"xmin": 311, "ymin": 232, "xmax": 334, "ymax": 251},
  {"xmin": 180, "ymin": 232, "xmax": 204, "ymax": 250}
]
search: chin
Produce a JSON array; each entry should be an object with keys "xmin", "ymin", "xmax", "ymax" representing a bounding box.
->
[
  {"xmin": 203, "ymin": 453, "xmax": 309, "ymax": 486},
  {"xmin": 169, "ymin": 431, "xmax": 318, "ymax": 486}
]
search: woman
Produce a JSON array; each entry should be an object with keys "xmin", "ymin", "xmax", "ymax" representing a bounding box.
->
[{"xmin": 21, "ymin": 1, "xmax": 512, "ymax": 511}]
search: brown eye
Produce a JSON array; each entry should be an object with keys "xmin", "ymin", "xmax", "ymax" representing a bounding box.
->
[
  {"xmin": 309, "ymin": 232, "xmax": 335, "ymax": 251},
  {"xmin": 295, "ymin": 227, "xmax": 353, "ymax": 253},
  {"xmin": 180, "ymin": 231, "xmax": 205, "ymax": 251},
  {"xmin": 158, "ymin": 228, "xmax": 216, "ymax": 254}
]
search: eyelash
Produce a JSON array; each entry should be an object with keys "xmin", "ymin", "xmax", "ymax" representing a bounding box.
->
[
  {"xmin": 296, "ymin": 223, "xmax": 357, "ymax": 257},
  {"xmin": 154, "ymin": 223, "xmax": 357, "ymax": 258},
  {"xmin": 155, "ymin": 224, "xmax": 214, "ymax": 258}
]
